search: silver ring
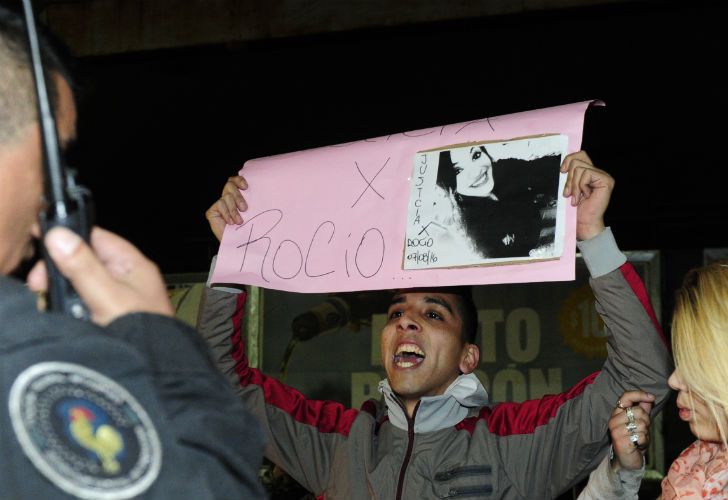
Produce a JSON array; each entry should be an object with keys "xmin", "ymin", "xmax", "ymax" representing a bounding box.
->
[
  {"xmin": 626, "ymin": 407, "xmax": 636, "ymax": 425},
  {"xmin": 629, "ymin": 433, "xmax": 639, "ymax": 446},
  {"xmin": 626, "ymin": 422, "xmax": 638, "ymax": 433}
]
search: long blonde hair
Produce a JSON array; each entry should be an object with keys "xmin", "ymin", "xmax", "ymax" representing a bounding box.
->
[{"xmin": 672, "ymin": 260, "xmax": 728, "ymax": 445}]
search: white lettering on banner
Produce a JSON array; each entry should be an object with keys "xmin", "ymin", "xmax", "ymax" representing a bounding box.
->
[
  {"xmin": 492, "ymin": 367, "xmax": 528, "ymax": 402},
  {"xmin": 474, "ymin": 369, "xmax": 490, "ymax": 392},
  {"xmin": 478, "ymin": 309, "xmax": 503, "ymax": 363},
  {"xmin": 477, "ymin": 307, "xmax": 562, "ymax": 402},
  {"xmin": 529, "ymin": 368, "xmax": 562, "ymax": 399},
  {"xmin": 577, "ymin": 299, "xmax": 607, "ymax": 338},
  {"xmin": 505, "ymin": 308, "xmax": 541, "ymax": 363},
  {"xmin": 560, "ymin": 284, "xmax": 608, "ymax": 358},
  {"xmin": 480, "ymin": 308, "xmax": 540, "ymax": 363}
]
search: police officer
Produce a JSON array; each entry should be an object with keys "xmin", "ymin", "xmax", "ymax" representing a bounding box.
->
[{"xmin": 0, "ymin": 6, "xmax": 264, "ymax": 498}]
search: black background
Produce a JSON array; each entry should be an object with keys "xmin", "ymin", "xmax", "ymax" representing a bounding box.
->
[
  {"xmin": 58, "ymin": 0, "xmax": 726, "ymax": 494},
  {"xmin": 69, "ymin": 1, "xmax": 728, "ymax": 274}
]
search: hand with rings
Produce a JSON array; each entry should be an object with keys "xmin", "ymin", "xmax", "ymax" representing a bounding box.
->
[{"xmin": 608, "ymin": 390, "xmax": 656, "ymax": 471}]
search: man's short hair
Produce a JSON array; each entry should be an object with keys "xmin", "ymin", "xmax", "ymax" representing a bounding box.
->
[
  {"xmin": 392, "ymin": 286, "xmax": 478, "ymax": 345},
  {"xmin": 0, "ymin": 5, "xmax": 71, "ymax": 144}
]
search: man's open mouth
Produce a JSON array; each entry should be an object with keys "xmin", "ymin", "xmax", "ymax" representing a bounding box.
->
[{"xmin": 393, "ymin": 343, "xmax": 425, "ymax": 368}]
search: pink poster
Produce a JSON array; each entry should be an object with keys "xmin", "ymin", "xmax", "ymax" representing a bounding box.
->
[{"xmin": 212, "ymin": 101, "xmax": 598, "ymax": 292}]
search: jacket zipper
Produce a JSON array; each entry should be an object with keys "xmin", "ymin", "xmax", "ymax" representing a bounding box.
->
[
  {"xmin": 434, "ymin": 465, "xmax": 492, "ymax": 481},
  {"xmin": 441, "ymin": 484, "xmax": 493, "ymax": 498},
  {"xmin": 395, "ymin": 401, "xmax": 419, "ymax": 500}
]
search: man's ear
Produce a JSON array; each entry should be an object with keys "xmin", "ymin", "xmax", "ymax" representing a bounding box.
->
[{"xmin": 459, "ymin": 343, "xmax": 480, "ymax": 374}]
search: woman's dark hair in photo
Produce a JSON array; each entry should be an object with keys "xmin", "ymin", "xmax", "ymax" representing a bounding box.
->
[{"xmin": 435, "ymin": 145, "xmax": 494, "ymax": 196}]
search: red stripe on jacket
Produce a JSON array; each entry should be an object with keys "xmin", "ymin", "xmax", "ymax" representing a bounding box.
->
[
  {"xmin": 231, "ymin": 291, "xmax": 360, "ymax": 437},
  {"xmin": 456, "ymin": 263, "xmax": 665, "ymax": 436},
  {"xmin": 455, "ymin": 372, "xmax": 600, "ymax": 436},
  {"xmin": 229, "ymin": 262, "xmax": 662, "ymax": 438},
  {"xmin": 618, "ymin": 263, "xmax": 668, "ymax": 347}
]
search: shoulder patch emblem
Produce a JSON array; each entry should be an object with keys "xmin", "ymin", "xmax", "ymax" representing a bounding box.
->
[{"xmin": 8, "ymin": 362, "xmax": 162, "ymax": 499}]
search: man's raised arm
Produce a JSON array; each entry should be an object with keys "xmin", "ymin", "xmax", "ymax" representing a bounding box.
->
[
  {"xmin": 487, "ymin": 152, "xmax": 671, "ymax": 498},
  {"xmin": 198, "ymin": 176, "xmax": 367, "ymax": 496}
]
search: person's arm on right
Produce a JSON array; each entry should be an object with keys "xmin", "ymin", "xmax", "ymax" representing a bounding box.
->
[
  {"xmin": 488, "ymin": 153, "xmax": 671, "ymax": 498},
  {"xmin": 199, "ymin": 176, "xmax": 362, "ymax": 496},
  {"xmin": 578, "ymin": 390, "xmax": 652, "ymax": 500}
]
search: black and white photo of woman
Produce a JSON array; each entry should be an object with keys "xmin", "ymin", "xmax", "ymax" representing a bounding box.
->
[{"xmin": 435, "ymin": 144, "xmax": 561, "ymax": 259}]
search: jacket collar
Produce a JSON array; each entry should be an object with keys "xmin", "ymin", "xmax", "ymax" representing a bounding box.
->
[
  {"xmin": 0, "ymin": 275, "xmax": 36, "ymax": 311},
  {"xmin": 378, "ymin": 373, "xmax": 489, "ymax": 433}
]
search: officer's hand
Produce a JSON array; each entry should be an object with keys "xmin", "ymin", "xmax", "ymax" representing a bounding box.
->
[
  {"xmin": 560, "ymin": 151, "xmax": 615, "ymax": 241},
  {"xmin": 205, "ymin": 175, "xmax": 248, "ymax": 242},
  {"xmin": 27, "ymin": 226, "xmax": 174, "ymax": 325}
]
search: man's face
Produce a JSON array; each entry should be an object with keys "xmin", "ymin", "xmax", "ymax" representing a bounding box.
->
[
  {"xmin": 0, "ymin": 75, "xmax": 76, "ymax": 274},
  {"xmin": 381, "ymin": 291, "xmax": 473, "ymax": 403}
]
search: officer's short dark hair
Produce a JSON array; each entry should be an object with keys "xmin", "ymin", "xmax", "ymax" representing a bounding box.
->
[{"xmin": 0, "ymin": 5, "xmax": 72, "ymax": 144}]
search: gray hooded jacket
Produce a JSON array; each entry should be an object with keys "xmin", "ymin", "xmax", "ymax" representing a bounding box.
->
[{"xmin": 198, "ymin": 228, "xmax": 671, "ymax": 499}]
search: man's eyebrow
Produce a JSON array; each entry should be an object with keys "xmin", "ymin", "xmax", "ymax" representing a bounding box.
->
[
  {"xmin": 388, "ymin": 294, "xmax": 455, "ymax": 315},
  {"xmin": 389, "ymin": 295, "xmax": 405, "ymax": 306},
  {"xmin": 423, "ymin": 296, "xmax": 454, "ymax": 315},
  {"xmin": 469, "ymin": 147, "xmax": 475, "ymax": 154}
]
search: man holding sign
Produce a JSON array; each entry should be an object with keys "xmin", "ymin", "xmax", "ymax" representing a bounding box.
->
[{"xmin": 201, "ymin": 153, "xmax": 670, "ymax": 499}]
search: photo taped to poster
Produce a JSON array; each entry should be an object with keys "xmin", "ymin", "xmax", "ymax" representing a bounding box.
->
[{"xmin": 404, "ymin": 134, "xmax": 568, "ymax": 270}]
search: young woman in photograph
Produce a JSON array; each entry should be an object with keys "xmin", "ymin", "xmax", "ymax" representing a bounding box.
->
[{"xmin": 435, "ymin": 145, "xmax": 560, "ymax": 259}]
